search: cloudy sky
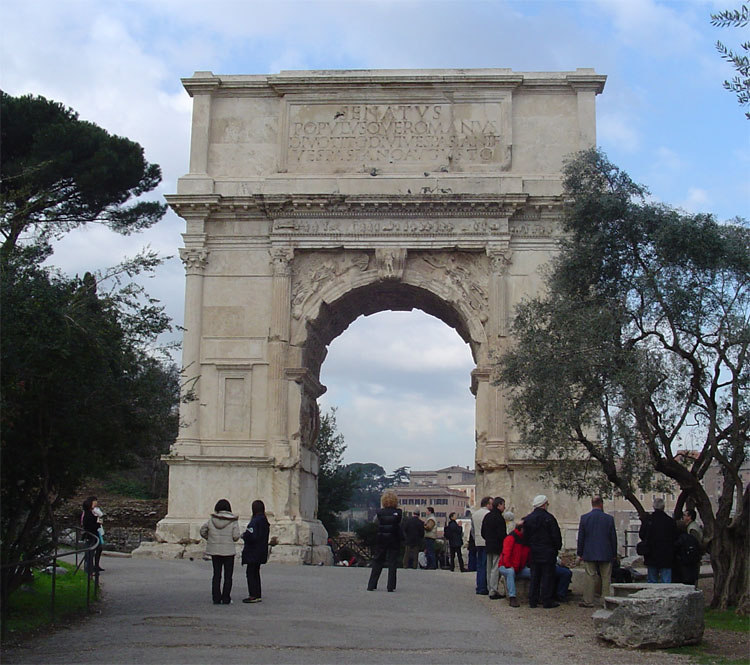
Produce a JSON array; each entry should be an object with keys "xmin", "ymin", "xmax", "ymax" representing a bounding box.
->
[{"xmin": 2, "ymin": 0, "xmax": 748, "ymax": 474}]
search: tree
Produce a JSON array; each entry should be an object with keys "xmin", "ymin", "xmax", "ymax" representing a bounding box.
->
[
  {"xmin": 316, "ymin": 408, "xmax": 358, "ymax": 535},
  {"xmin": 346, "ymin": 462, "xmax": 388, "ymax": 519},
  {"xmin": 498, "ymin": 149, "xmax": 749, "ymax": 611},
  {"xmin": 1, "ymin": 252, "xmax": 178, "ymax": 596},
  {"xmin": 0, "ymin": 92, "xmax": 167, "ymax": 261},
  {"xmin": 0, "ymin": 92, "xmax": 176, "ymax": 598},
  {"xmin": 386, "ymin": 465, "xmax": 411, "ymax": 487},
  {"xmin": 711, "ymin": 4, "xmax": 750, "ymax": 119}
]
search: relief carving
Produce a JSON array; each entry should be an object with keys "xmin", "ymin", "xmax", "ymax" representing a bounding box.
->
[
  {"xmin": 291, "ymin": 251, "xmax": 370, "ymax": 320},
  {"xmin": 418, "ymin": 252, "xmax": 489, "ymax": 322},
  {"xmin": 376, "ymin": 248, "xmax": 407, "ymax": 280}
]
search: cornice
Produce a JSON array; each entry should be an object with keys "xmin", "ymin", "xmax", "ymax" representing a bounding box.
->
[
  {"xmin": 179, "ymin": 69, "xmax": 606, "ymax": 98},
  {"xmin": 166, "ymin": 193, "xmax": 565, "ymax": 221}
]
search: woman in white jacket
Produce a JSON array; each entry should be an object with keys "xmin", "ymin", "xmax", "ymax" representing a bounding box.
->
[{"xmin": 200, "ymin": 499, "xmax": 240, "ymax": 604}]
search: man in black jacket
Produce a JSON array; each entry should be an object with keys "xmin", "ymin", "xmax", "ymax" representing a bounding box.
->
[
  {"xmin": 444, "ymin": 512, "xmax": 466, "ymax": 572},
  {"xmin": 639, "ymin": 497, "xmax": 677, "ymax": 583},
  {"xmin": 481, "ymin": 497, "xmax": 506, "ymax": 599},
  {"xmin": 401, "ymin": 509, "xmax": 424, "ymax": 569},
  {"xmin": 522, "ymin": 494, "xmax": 563, "ymax": 609}
]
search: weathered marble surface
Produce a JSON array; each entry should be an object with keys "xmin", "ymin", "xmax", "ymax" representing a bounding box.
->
[{"xmin": 143, "ymin": 69, "xmax": 607, "ymax": 563}]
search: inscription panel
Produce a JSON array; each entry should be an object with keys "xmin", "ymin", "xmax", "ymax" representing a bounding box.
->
[{"xmin": 282, "ymin": 99, "xmax": 512, "ymax": 174}]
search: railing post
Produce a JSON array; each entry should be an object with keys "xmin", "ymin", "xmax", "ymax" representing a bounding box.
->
[
  {"xmin": 50, "ymin": 551, "xmax": 57, "ymax": 623},
  {"xmin": 85, "ymin": 559, "xmax": 91, "ymax": 612}
]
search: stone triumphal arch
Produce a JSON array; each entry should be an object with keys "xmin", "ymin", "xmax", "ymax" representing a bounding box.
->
[{"xmin": 150, "ymin": 69, "xmax": 606, "ymax": 562}]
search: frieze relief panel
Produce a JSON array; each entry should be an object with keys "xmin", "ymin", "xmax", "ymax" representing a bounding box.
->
[
  {"xmin": 291, "ymin": 251, "xmax": 371, "ymax": 320},
  {"xmin": 416, "ymin": 252, "xmax": 489, "ymax": 323},
  {"xmin": 290, "ymin": 248, "xmax": 490, "ymax": 326}
]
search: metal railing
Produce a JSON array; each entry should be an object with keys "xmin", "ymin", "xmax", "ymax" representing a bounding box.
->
[{"xmin": 1, "ymin": 527, "xmax": 101, "ymax": 641}]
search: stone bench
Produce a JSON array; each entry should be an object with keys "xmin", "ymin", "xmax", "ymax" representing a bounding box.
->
[{"xmin": 593, "ymin": 584, "xmax": 704, "ymax": 649}]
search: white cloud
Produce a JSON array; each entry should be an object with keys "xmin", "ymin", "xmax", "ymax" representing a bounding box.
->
[
  {"xmin": 598, "ymin": 111, "xmax": 642, "ymax": 153},
  {"xmin": 680, "ymin": 187, "xmax": 711, "ymax": 212},
  {"xmin": 3, "ymin": 0, "xmax": 746, "ymax": 474}
]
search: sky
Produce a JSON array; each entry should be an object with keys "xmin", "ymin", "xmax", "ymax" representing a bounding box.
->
[{"xmin": 2, "ymin": 0, "xmax": 748, "ymax": 475}]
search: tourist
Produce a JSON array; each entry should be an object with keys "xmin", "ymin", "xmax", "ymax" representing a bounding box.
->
[
  {"xmin": 80, "ymin": 497, "xmax": 100, "ymax": 576},
  {"xmin": 481, "ymin": 496, "xmax": 506, "ymax": 599},
  {"xmin": 522, "ymin": 495, "xmax": 563, "ymax": 608},
  {"xmin": 576, "ymin": 495, "xmax": 618, "ymax": 608},
  {"xmin": 401, "ymin": 509, "xmax": 424, "ymax": 569},
  {"xmin": 554, "ymin": 559, "xmax": 573, "ymax": 603},
  {"xmin": 638, "ymin": 497, "xmax": 677, "ymax": 583},
  {"xmin": 444, "ymin": 512, "xmax": 466, "ymax": 572},
  {"xmin": 91, "ymin": 501, "xmax": 105, "ymax": 572},
  {"xmin": 200, "ymin": 499, "xmax": 240, "ymax": 605},
  {"xmin": 673, "ymin": 514, "xmax": 702, "ymax": 587},
  {"xmin": 471, "ymin": 496, "xmax": 492, "ymax": 595},
  {"xmin": 423, "ymin": 506, "xmax": 439, "ymax": 569},
  {"xmin": 498, "ymin": 522, "xmax": 530, "ymax": 608},
  {"xmin": 241, "ymin": 499, "xmax": 270, "ymax": 603},
  {"xmin": 682, "ymin": 508, "xmax": 704, "ymax": 543},
  {"xmin": 367, "ymin": 491, "xmax": 402, "ymax": 592}
]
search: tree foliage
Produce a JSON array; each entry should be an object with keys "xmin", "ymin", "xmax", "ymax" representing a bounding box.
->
[
  {"xmin": 0, "ymin": 92, "xmax": 167, "ymax": 261},
  {"xmin": 315, "ymin": 408, "xmax": 358, "ymax": 535},
  {"xmin": 711, "ymin": 4, "xmax": 750, "ymax": 119},
  {"xmin": 1, "ymin": 253, "xmax": 178, "ymax": 595},
  {"xmin": 498, "ymin": 149, "xmax": 749, "ymax": 611},
  {"xmin": 0, "ymin": 92, "xmax": 177, "ymax": 599}
]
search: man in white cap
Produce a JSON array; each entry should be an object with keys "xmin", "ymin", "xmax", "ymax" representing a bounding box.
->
[{"xmin": 522, "ymin": 495, "xmax": 562, "ymax": 608}]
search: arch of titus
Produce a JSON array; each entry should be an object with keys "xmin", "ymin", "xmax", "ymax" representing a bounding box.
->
[{"xmin": 151, "ymin": 68, "xmax": 606, "ymax": 562}]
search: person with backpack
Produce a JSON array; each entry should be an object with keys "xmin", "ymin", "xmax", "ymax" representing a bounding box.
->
[
  {"xmin": 367, "ymin": 491, "xmax": 403, "ymax": 592},
  {"xmin": 674, "ymin": 511, "xmax": 702, "ymax": 586}
]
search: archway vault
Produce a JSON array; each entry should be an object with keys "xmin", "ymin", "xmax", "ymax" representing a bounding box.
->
[{"xmin": 291, "ymin": 248, "xmax": 489, "ymax": 381}]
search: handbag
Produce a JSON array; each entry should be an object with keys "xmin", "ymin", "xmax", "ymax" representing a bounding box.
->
[{"xmin": 636, "ymin": 540, "xmax": 648, "ymax": 556}]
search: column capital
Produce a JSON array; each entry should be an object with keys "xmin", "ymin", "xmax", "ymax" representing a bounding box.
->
[
  {"xmin": 270, "ymin": 246, "xmax": 295, "ymax": 276},
  {"xmin": 487, "ymin": 248, "xmax": 513, "ymax": 274},
  {"xmin": 179, "ymin": 247, "xmax": 209, "ymax": 275}
]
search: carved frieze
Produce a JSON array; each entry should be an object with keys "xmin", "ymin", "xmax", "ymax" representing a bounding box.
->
[
  {"xmin": 291, "ymin": 251, "xmax": 370, "ymax": 320},
  {"xmin": 375, "ymin": 248, "xmax": 407, "ymax": 280},
  {"xmin": 418, "ymin": 252, "xmax": 489, "ymax": 323}
]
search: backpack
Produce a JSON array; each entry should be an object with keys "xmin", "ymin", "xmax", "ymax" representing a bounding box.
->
[{"xmin": 676, "ymin": 532, "xmax": 701, "ymax": 566}]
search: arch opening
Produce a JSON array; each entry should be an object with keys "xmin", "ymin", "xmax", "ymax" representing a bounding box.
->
[{"xmin": 299, "ymin": 279, "xmax": 480, "ymax": 383}]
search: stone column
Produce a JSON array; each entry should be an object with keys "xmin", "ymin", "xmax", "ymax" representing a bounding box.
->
[
  {"xmin": 267, "ymin": 246, "xmax": 294, "ymax": 465},
  {"xmin": 487, "ymin": 245, "xmax": 513, "ymax": 445},
  {"xmin": 177, "ymin": 243, "xmax": 209, "ymax": 450}
]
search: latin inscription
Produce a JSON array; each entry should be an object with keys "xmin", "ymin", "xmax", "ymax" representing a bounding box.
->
[{"xmin": 285, "ymin": 102, "xmax": 510, "ymax": 170}]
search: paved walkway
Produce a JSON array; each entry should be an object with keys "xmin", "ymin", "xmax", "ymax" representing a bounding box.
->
[{"xmin": 3, "ymin": 555, "xmax": 532, "ymax": 664}]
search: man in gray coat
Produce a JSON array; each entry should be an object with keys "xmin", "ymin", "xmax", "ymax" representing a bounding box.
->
[{"xmin": 576, "ymin": 496, "xmax": 617, "ymax": 608}]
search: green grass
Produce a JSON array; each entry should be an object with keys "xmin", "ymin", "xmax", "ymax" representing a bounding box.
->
[
  {"xmin": 666, "ymin": 608, "xmax": 750, "ymax": 665},
  {"xmin": 705, "ymin": 608, "xmax": 750, "ymax": 633},
  {"xmin": 2, "ymin": 560, "xmax": 99, "ymax": 640}
]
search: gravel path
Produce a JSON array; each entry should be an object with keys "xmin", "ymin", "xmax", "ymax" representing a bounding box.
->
[
  {"xmin": 4, "ymin": 556, "xmax": 534, "ymax": 664},
  {"xmin": 4, "ymin": 554, "xmax": 716, "ymax": 665}
]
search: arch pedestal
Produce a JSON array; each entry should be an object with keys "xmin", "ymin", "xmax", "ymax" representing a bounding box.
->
[{"xmin": 137, "ymin": 68, "xmax": 606, "ymax": 561}]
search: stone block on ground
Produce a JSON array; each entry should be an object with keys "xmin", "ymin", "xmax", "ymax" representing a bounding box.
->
[{"xmin": 594, "ymin": 584, "xmax": 704, "ymax": 649}]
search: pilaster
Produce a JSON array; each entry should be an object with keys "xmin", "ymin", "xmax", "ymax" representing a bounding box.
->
[{"xmin": 177, "ymin": 241, "xmax": 209, "ymax": 449}]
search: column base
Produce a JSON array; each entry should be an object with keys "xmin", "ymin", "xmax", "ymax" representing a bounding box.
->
[{"xmin": 132, "ymin": 515, "xmax": 333, "ymax": 565}]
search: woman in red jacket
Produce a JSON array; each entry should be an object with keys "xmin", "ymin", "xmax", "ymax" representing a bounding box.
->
[{"xmin": 498, "ymin": 523, "xmax": 531, "ymax": 607}]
